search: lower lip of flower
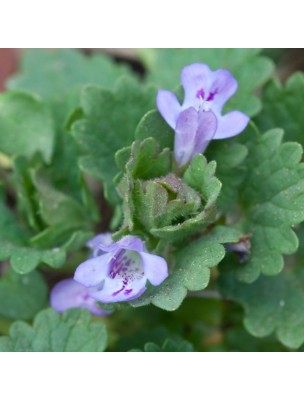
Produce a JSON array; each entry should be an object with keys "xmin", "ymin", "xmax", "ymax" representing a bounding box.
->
[{"xmin": 108, "ymin": 250, "xmax": 145, "ymax": 297}]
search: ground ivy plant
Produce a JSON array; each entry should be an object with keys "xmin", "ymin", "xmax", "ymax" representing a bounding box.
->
[{"xmin": 1, "ymin": 48, "xmax": 304, "ymax": 352}]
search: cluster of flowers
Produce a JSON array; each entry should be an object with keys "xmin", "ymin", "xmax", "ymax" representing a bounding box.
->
[{"xmin": 51, "ymin": 63, "xmax": 249, "ymax": 315}]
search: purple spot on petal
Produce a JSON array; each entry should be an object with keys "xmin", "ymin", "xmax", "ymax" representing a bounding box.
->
[
  {"xmin": 124, "ymin": 289, "xmax": 133, "ymax": 295},
  {"xmin": 112, "ymin": 285, "xmax": 126, "ymax": 296},
  {"xmin": 196, "ymin": 88, "xmax": 205, "ymax": 99},
  {"xmin": 109, "ymin": 249, "xmax": 126, "ymax": 278},
  {"xmin": 206, "ymin": 89, "xmax": 218, "ymax": 102},
  {"xmin": 82, "ymin": 293, "xmax": 90, "ymax": 301}
]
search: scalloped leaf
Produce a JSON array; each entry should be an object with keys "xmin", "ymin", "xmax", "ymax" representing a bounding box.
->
[
  {"xmin": 149, "ymin": 155, "xmax": 221, "ymax": 242},
  {"xmin": 123, "ymin": 137, "xmax": 171, "ymax": 180},
  {"xmin": 0, "ymin": 308, "xmax": 108, "ymax": 352},
  {"xmin": 7, "ymin": 48, "xmax": 132, "ymax": 128},
  {"xmin": 0, "ymin": 91, "xmax": 55, "ymax": 163},
  {"xmin": 72, "ymin": 78, "xmax": 157, "ymax": 203},
  {"xmin": 135, "ymin": 109, "xmax": 174, "ymax": 150},
  {"xmin": 256, "ymin": 73, "xmax": 304, "ymax": 144},
  {"xmin": 206, "ymin": 141, "xmax": 248, "ymax": 212},
  {"xmin": 116, "ymin": 148, "xmax": 222, "ymax": 244},
  {"xmin": 128, "ymin": 227, "xmax": 242, "ymax": 311},
  {"xmin": 0, "ymin": 192, "xmax": 66, "ymax": 273},
  {"xmin": 0, "ymin": 269, "xmax": 47, "ymax": 320},
  {"xmin": 10, "ymin": 155, "xmax": 96, "ymax": 250},
  {"xmin": 0, "ymin": 242, "xmax": 66, "ymax": 274},
  {"xmin": 138, "ymin": 48, "xmax": 274, "ymax": 116},
  {"xmin": 235, "ymin": 127, "xmax": 304, "ymax": 283},
  {"xmin": 34, "ymin": 172, "xmax": 90, "ymax": 227},
  {"xmin": 219, "ymin": 268, "xmax": 304, "ymax": 349}
]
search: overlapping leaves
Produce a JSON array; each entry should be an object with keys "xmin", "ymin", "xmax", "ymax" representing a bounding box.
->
[
  {"xmin": 0, "ymin": 92, "xmax": 55, "ymax": 163},
  {"xmin": 115, "ymin": 105, "xmax": 223, "ymax": 244},
  {"xmin": 128, "ymin": 227, "xmax": 242, "ymax": 311},
  {"xmin": 7, "ymin": 48, "xmax": 133, "ymax": 128},
  {"xmin": 0, "ymin": 308, "xmax": 108, "ymax": 352},
  {"xmin": 256, "ymin": 72, "xmax": 304, "ymax": 144},
  {"xmin": 0, "ymin": 188, "xmax": 66, "ymax": 273},
  {"xmin": 233, "ymin": 127, "xmax": 304, "ymax": 283},
  {"xmin": 219, "ymin": 267, "xmax": 304, "ymax": 349},
  {"xmin": 0, "ymin": 268, "xmax": 47, "ymax": 320},
  {"xmin": 2, "ymin": 48, "xmax": 304, "ymax": 352},
  {"xmin": 72, "ymin": 78, "xmax": 157, "ymax": 203}
]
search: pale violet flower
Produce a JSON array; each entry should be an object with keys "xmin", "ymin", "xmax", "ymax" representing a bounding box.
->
[
  {"xmin": 74, "ymin": 234, "xmax": 168, "ymax": 303},
  {"xmin": 157, "ymin": 63, "xmax": 250, "ymax": 166},
  {"xmin": 50, "ymin": 278, "xmax": 110, "ymax": 316}
]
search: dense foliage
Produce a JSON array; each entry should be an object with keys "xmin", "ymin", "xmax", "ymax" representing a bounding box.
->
[{"xmin": 0, "ymin": 48, "xmax": 304, "ymax": 352}]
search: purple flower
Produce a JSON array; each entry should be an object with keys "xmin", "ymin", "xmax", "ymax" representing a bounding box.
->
[
  {"xmin": 50, "ymin": 279, "xmax": 110, "ymax": 316},
  {"xmin": 157, "ymin": 63, "xmax": 250, "ymax": 166},
  {"xmin": 74, "ymin": 235, "xmax": 168, "ymax": 303}
]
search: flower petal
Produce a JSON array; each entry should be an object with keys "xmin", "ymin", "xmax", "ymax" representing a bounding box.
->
[
  {"xmin": 174, "ymin": 107, "xmax": 199, "ymax": 167},
  {"xmin": 214, "ymin": 111, "xmax": 250, "ymax": 139},
  {"xmin": 117, "ymin": 235, "xmax": 146, "ymax": 252},
  {"xmin": 193, "ymin": 110, "xmax": 218, "ymax": 155},
  {"xmin": 210, "ymin": 69, "xmax": 238, "ymax": 111},
  {"xmin": 181, "ymin": 63, "xmax": 213, "ymax": 108},
  {"xmin": 74, "ymin": 253, "xmax": 111, "ymax": 287},
  {"xmin": 90, "ymin": 276, "xmax": 147, "ymax": 303},
  {"xmin": 97, "ymin": 235, "xmax": 145, "ymax": 254},
  {"xmin": 139, "ymin": 252, "xmax": 168, "ymax": 286},
  {"xmin": 50, "ymin": 279, "xmax": 109, "ymax": 316},
  {"xmin": 156, "ymin": 89, "xmax": 181, "ymax": 129},
  {"xmin": 87, "ymin": 233, "xmax": 113, "ymax": 257},
  {"xmin": 86, "ymin": 233, "xmax": 113, "ymax": 250}
]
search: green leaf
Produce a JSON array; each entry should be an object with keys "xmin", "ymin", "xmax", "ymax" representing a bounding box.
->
[
  {"xmin": 145, "ymin": 154, "xmax": 221, "ymax": 242},
  {"xmin": 219, "ymin": 268, "xmax": 304, "ymax": 349},
  {"xmin": 206, "ymin": 141, "xmax": 248, "ymax": 212},
  {"xmin": 72, "ymin": 78, "xmax": 157, "ymax": 203},
  {"xmin": 116, "ymin": 149, "xmax": 221, "ymax": 244},
  {"xmin": 132, "ymin": 338, "xmax": 194, "ymax": 352},
  {"xmin": 11, "ymin": 155, "xmax": 44, "ymax": 232},
  {"xmin": 129, "ymin": 228, "xmax": 241, "ymax": 311},
  {"xmin": 256, "ymin": 73, "xmax": 304, "ymax": 144},
  {"xmin": 0, "ymin": 243, "xmax": 66, "ymax": 274},
  {"xmin": 135, "ymin": 109, "xmax": 174, "ymax": 150},
  {"xmin": 0, "ymin": 186, "xmax": 28, "ymax": 245},
  {"xmin": 123, "ymin": 137, "xmax": 172, "ymax": 180},
  {"xmin": 33, "ymin": 173, "xmax": 89, "ymax": 228},
  {"xmin": 183, "ymin": 154, "xmax": 221, "ymax": 203},
  {"xmin": 31, "ymin": 230, "xmax": 93, "ymax": 252},
  {"xmin": 0, "ymin": 308, "xmax": 108, "ymax": 352},
  {"xmin": 139, "ymin": 48, "xmax": 274, "ymax": 116},
  {"xmin": 0, "ymin": 91, "xmax": 55, "ymax": 163},
  {"xmin": 0, "ymin": 193, "xmax": 66, "ymax": 273},
  {"xmin": 0, "ymin": 269, "xmax": 47, "ymax": 320},
  {"xmin": 11, "ymin": 155, "xmax": 96, "ymax": 250},
  {"xmin": 8, "ymin": 49, "xmax": 133, "ymax": 128},
  {"xmin": 235, "ymin": 127, "xmax": 304, "ymax": 283}
]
